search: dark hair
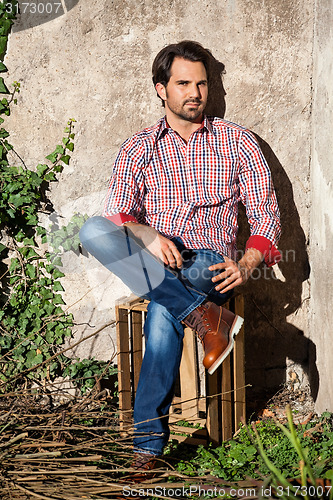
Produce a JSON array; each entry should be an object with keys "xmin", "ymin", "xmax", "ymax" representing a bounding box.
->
[{"xmin": 152, "ymin": 40, "xmax": 211, "ymax": 104}]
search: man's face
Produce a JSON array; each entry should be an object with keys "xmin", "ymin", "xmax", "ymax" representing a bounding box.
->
[{"xmin": 156, "ymin": 57, "xmax": 208, "ymax": 123}]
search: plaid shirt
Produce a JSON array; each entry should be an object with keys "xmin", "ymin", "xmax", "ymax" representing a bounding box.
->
[{"xmin": 103, "ymin": 116, "xmax": 281, "ymax": 265}]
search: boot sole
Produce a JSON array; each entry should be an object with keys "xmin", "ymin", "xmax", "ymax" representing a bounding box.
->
[{"xmin": 207, "ymin": 315, "xmax": 244, "ymax": 375}]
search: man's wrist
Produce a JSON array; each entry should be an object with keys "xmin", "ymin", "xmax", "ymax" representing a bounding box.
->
[
  {"xmin": 123, "ymin": 221, "xmax": 144, "ymax": 236},
  {"xmin": 238, "ymin": 248, "xmax": 264, "ymax": 276},
  {"xmin": 123, "ymin": 222, "xmax": 139, "ymax": 227}
]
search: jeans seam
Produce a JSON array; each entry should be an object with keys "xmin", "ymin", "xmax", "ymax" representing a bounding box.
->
[{"xmin": 177, "ymin": 294, "xmax": 206, "ymax": 322}]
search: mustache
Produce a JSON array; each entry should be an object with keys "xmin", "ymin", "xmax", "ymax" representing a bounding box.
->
[{"xmin": 184, "ymin": 99, "xmax": 201, "ymax": 104}]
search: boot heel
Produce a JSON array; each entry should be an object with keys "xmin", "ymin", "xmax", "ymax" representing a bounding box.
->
[
  {"xmin": 230, "ymin": 315, "xmax": 244, "ymax": 339},
  {"xmin": 207, "ymin": 315, "xmax": 244, "ymax": 375}
]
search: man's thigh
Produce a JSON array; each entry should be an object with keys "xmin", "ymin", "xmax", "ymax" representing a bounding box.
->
[{"xmin": 178, "ymin": 247, "xmax": 233, "ymax": 306}]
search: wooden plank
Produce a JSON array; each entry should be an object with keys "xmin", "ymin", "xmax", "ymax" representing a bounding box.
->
[
  {"xmin": 115, "ymin": 306, "xmax": 132, "ymax": 432},
  {"xmin": 169, "ymin": 425, "xmax": 207, "ymax": 436},
  {"xmin": 221, "ymin": 354, "xmax": 233, "ymax": 441},
  {"xmin": 131, "ymin": 310, "xmax": 143, "ymax": 395},
  {"xmin": 233, "ymin": 294, "xmax": 246, "ymax": 432},
  {"xmin": 168, "ymin": 434, "xmax": 208, "ymax": 446},
  {"xmin": 169, "ymin": 415, "xmax": 206, "ymax": 426},
  {"xmin": 206, "ymin": 369, "xmax": 220, "ymax": 445},
  {"xmin": 115, "ymin": 294, "xmax": 149, "ymax": 311},
  {"xmin": 129, "ymin": 302, "xmax": 149, "ymax": 312},
  {"xmin": 179, "ymin": 327, "xmax": 199, "ymax": 420}
]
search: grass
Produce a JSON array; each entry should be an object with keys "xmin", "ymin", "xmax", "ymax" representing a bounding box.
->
[{"xmin": 164, "ymin": 411, "xmax": 333, "ymax": 484}]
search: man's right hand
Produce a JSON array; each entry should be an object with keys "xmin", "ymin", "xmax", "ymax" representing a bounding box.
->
[{"xmin": 123, "ymin": 223, "xmax": 183, "ymax": 269}]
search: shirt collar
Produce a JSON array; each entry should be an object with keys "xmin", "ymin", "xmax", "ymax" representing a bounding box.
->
[
  {"xmin": 156, "ymin": 115, "xmax": 213, "ymax": 141},
  {"xmin": 201, "ymin": 115, "xmax": 213, "ymax": 134}
]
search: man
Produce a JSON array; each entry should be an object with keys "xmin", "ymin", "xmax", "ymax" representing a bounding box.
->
[{"xmin": 79, "ymin": 40, "xmax": 281, "ymax": 474}]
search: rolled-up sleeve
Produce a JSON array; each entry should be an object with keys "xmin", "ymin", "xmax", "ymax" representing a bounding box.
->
[
  {"xmin": 238, "ymin": 130, "xmax": 281, "ymax": 266},
  {"xmin": 102, "ymin": 138, "xmax": 145, "ymax": 225}
]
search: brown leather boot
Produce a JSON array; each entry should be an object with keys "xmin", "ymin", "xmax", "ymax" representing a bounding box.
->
[
  {"xmin": 183, "ymin": 301, "xmax": 244, "ymax": 375},
  {"xmin": 122, "ymin": 451, "xmax": 159, "ymax": 484}
]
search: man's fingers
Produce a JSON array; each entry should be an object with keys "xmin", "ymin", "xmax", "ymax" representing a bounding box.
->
[
  {"xmin": 162, "ymin": 242, "xmax": 182, "ymax": 268},
  {"xmin": 211, "ymin": 266, "xmax": 239, "ymax": 282},
  {"xmin": 211, "ymin": 269, "xmax": 231, "ymax": 282},
  {"xmin": 209, "ymin": 262, "xmax": 228, "ymax": 271},
  {"xmin": 216, "ymin": 278, "xmax": 242, "ymax": 294},
  {"xmin": 209, "ymin": 258, "xmax": 245, "ymax": 293},
  {"xmin": 167, "ymin": 242, "xmax": 183, "ymax": 268},
  {"xmin": 164, "ymin": 249, "xmax": 177, "ymax": 268}
]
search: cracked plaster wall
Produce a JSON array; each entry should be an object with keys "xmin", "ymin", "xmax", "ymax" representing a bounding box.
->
[
  {"xmin": 309, "ymin": 0, "xmax": 333, "ymax": 413},
  {"xmin": 3, "ymin": 0, "xmax": 331, "ymax": 411}
]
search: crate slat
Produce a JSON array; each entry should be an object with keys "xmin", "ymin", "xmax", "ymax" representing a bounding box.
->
[
  {"xmin": 179, "ymin": 327, "xmax": 199, "ymax": 420},
  {"xmin": 115, "ymin": 306, "xmax": 132, "ymax": 432},
  {"xmin": 233, "ymin": 294, "xmax": 246, "ymax": 432},
  {"xmin": 131, "ymin": 310, "xmax": 143, "ymax": 395}
]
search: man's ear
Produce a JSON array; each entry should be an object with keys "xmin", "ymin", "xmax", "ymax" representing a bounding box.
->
[{"xmin": 155, "ymin": 82, "xmax": 166, "ymax": 101}]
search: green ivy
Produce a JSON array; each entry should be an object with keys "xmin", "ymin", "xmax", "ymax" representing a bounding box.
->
[
  {"xmin": 48, "ymin": 213, "xmax": 89, "ymax": 254},
  {"xmin": 0, "ymin": 5, "xmax": 116, "ymax": 395}
]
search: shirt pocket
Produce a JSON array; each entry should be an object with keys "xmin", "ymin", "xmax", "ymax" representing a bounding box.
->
[{"xmin": 195, "ymin": 156, "xmax": 238, "ymax": 205}]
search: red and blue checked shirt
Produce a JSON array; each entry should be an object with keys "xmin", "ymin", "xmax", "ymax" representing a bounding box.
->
[{"xmin": 103, "ymin": 115, "xmax": 281, "ymax": 266}]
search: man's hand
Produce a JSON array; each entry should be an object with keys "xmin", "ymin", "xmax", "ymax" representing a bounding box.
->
[
  {"xmin": 123, "ymin": 223, "xmax": 183, "ymax": 269},
  {"xmin": 208, "ymin": 248, "xmax": 264, "ymax": 294}
]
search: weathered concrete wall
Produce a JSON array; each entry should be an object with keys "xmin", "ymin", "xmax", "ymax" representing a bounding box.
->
[
  {"xmin": 309, "ymin": 0, "xmax": 333, "ymax": 412},
  {"xmin": 4, "ymin": 0, "xmax": 329, "ymax": 410}
]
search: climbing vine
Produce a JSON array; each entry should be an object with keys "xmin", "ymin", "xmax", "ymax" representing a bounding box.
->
[{"xmin": 0, "ymin": 2, "xmax": 117, "ymax": 395}]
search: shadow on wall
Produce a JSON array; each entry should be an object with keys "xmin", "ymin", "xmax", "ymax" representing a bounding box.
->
[{"xmin": 207, "ymin": 52, "xmax": 319, "ymax": 414}]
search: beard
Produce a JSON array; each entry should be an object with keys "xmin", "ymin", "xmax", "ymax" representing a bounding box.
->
[{"xmin": 165, "ymin": 94, "xmax": 206, "ymax": 122}]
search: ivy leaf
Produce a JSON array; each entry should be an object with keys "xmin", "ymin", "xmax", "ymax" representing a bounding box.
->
[
  {"xmin": 36, "ymin": 226, "xmax": 46, "ymax": 237},
  {"xmin": 53, "ymin": 164, "xmax": 63, "ymax": 173},
  {"xmin": 52, "ymin": 269, "xmax": 65, "ymax": 279},
  {"xmin": 26, "ymin": 263, "xmax": 37, "ymax": 278},
  {"xmin": 0, "ymin": 62, "xmax": 7, "ymax": 72},
  {"xmin": 23, "ymin": 236, "xmax": 36, "ymax": 246},
  {"xmin": 46, "ymin": 152, "xmax": 58, "ymax": 163},
  {"xmin": 0, "ymin": 242, "xmax": 6, "ymax": 254},
  {"xmin": 44, "ymin": 171, "xmax": 56, "ymax": 181},
  {"xmin": 0, "ymin": 77, "xmax": 9, "ymax": 94},
  {"xmin": 51, "ymin": 256, "xmax": 63, "ymax": 267},
  {"xmin": 26, "ymin": 213, "xmax": 38, "ymax": 225},
  {"xmin": 0, "ymin": 36, "xmax": 7, "ymax": 60},
  {"xmin": 0, "ymin": 127, "xmax": 9, "ymax": 138},
  {"xmin": 36, "ymin": 163, "xmax": 48, "ymax": 176},
  {"xmin": 55, "ymin": 145, "xmax": 64, "ymax": 155},
  {"xmin": 60, "ymin": 155, "xmax": 70, "ymax": 165},
  {"xmin": 0, "ymin": 19, "xmax": 12, "ymax": 37},
  {"xmin": 53, "ymin": 281, "xmax": 64, "ymax": 292},
  {"xmin": 53, "ymin": 294, "xmax": 65, "ymax": 305}
]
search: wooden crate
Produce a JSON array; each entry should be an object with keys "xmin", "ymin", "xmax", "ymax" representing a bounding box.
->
[{"xmin": 115, "ymin": 294, "xmax": 246, "ymax": 445}]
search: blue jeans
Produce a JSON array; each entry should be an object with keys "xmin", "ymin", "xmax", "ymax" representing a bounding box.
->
[{"xmin": 79, "ymin": 216, "xmax": 232, "ymax": 455}]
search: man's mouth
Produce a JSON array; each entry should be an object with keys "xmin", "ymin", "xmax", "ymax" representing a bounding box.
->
[{"xmin": 185, "ymin": 101, "xmax": 201, "ymax": 106}]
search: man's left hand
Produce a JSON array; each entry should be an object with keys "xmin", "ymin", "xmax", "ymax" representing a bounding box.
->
[{"xmin": 208, "ymin": 248, "xmax": 264, "ymax": 294}]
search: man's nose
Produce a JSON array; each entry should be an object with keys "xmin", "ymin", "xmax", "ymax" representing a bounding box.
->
[{"xmin": 188, "ymin": 84, "xmax": 201, "ymax": 99}]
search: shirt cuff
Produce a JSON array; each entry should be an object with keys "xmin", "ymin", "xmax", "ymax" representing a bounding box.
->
[
  {"xmin": 245, "ymin": 235, "xmax": 282, "ymax": 267},
  {"xmin": 103, "ymin": 213, "xmax": 138, "ymax": 226}
]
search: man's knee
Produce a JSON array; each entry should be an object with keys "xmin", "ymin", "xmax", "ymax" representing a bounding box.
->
[{"xmin": 79, "ymin": 216, "xmax": 118, "ymax": 245}]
